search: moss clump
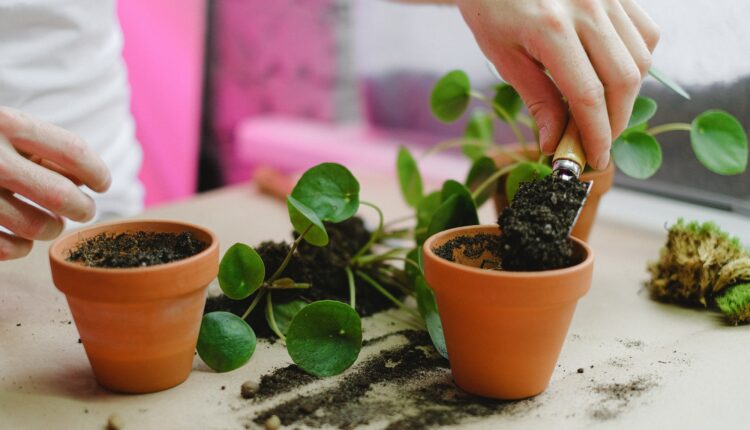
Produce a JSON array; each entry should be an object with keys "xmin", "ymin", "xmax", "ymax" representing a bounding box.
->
[{"xmin": 647, "ymin": 219, "xmax": 750, "ymax": 324}]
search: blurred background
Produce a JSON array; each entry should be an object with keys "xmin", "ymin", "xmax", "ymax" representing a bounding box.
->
[{"xmin": 119, "ymin": 0, "xmax": 750, "ymax": 215}]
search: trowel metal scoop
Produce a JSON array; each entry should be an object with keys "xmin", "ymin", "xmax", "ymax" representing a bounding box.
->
[{"xmin": 551, "ymin": 118, "xmax": 592, "ymax": 236}]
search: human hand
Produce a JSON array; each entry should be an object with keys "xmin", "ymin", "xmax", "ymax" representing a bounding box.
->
[
  {"xmin": 0, "ymin": 107, "xmax": 111, "ymax": 260},
  {"xmin": 456, "ymin": 0, "xmax": 660, "ymax": 169}
]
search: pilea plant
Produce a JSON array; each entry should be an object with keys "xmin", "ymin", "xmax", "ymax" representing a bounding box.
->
[
  {"xmin": 426, "ymin": 69, "xmax": 748, "ymax": 197},
  {"xmin": 198, "ymin": 163, "xmax": 428, "ymax": 376}
]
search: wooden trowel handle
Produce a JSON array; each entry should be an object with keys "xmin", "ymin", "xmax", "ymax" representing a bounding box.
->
[{"xmin": 553, "ymin": 118, "xmax": 587, "ymax": 169}]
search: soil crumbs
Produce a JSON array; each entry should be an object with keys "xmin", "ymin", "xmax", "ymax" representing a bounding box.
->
[
  {"xmin": 66, "ymin": 231, "xmax": 207, "ymax": 268},
  {"xmin": 433, "ymin": 233, "xmax": 502, "ymax": 268},
  {"xmin": 498, "ymin": 175, "xmax": 588, "ymax": 271},
  {"xmin": 589, "ymin": 376, "xmax": 658, "ymax": 421},
  {"xmin": 249, "ymin": 330, "xmax": 538, "ymax": 429}
]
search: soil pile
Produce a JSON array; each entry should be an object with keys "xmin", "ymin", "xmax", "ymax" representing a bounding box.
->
[
  {"xmin": 66, "ymin": 231, "xmax": 207, "ymax": 268},
  {"xmin": 204, "ymin": 217, "xmax": 402, "ymax": 337},
  {"xmin": 250, "ymin": 330, "xmax": 538, "ymax": 429},
  {"xmin": 498, "ymin": 175, "xmax": 588, "ymax": 271}
]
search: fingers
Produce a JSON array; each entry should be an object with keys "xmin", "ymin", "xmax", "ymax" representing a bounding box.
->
[
  {"xmin": 529, "ymin": 17, "xmax": 612, "ymax": 169},
  {"xmin": 606, "ymin": 1, "xmax": 653, "ymax": 76},
  {"xmin": 619, "ymin": 0, "xmax": 660, "ymax": 51},
  {"xmin": 0, "ymin": 190, "xmax": 65, "ymax": 241},
  {"xmin": 576, "ymin": 5, "xmax": 641, "ymax": 144},
  {"xmin": 0, "ymin": 136, "xmax": 96, "ymax": 222},
  {"xmin": 490, "ymin": 49, "xmax": 567, "ymax": 155},
  {"xmin": 0, "ymin": 230, "xmax": 33, "ymax": 261},
  {"xmin": 0, "ymin": 107, "xmax": 111, "ymax": 193}
]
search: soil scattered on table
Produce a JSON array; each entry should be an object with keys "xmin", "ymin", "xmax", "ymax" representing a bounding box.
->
[
  {"xmin": 204, "ymin": 217, "xmax": 402, "ymax": 338},
  {"xmin": 249, "ymin": 330, "xmax": 539, "ymax": 429},
  {"xmin": 498, "ymin": 175, "xmax": 588, "ymax": 271},
  {"xmin": 589, "ymin": 375, "xmax": 658, "ymax": 420},
  {"xmin": 67, "ymin": 231, "xmax": 207, "ymax": 268}
]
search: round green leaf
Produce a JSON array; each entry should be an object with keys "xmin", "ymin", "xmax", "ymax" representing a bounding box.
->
[
  {"xmin": 415, "ymin": 276, "xmax": 448, "ymax": 360},
  {"xmin": 430, "ymin": 70, "xmax": 471, "ymax": 122},
  {"xmin": 441, "ymin": 179, "xmax": 473, "ymax": 203},
  {"xmin": 505, "ymin": 162, "xmax": 552, "ymax": 202},
  {"xmin": 396, "ymin": 146, "xmax": 424, "ymax": 208},
  {"xmin": 266, "ymin": 299, "xmax": 307, "ymax": 336},
  {"xmin": 287, "ymin": 196, "xmax": 329, "ymax": 246},
  {"xmin": 415, "ymin": 191, "xmax": 442, "ymax": 245},
  {"xmin": 197, "ymin": 312, "xmax": 257, "ymax": 373},
  {"xmin": 612, "ymin": 131, "xmax": 663, "ymax": 179},
  {"xmin": 291, "ymin": 163, "xmax": 360, "ymax": 223},
  {"xmin": 493, "ymin": 83, "xmax": 523, "ymax": 122},
  {"xmin": 465, "ymin": 156, "xmax": 499, "ymax": 206},
  {"xmin": 690, "ymin": 110, "xmax": 748, "ymax": 175},
  {"xmin": 463, "ymin": 109, "xmax": 493, "ymax": 160},
  {"xmin": 405, "ymin": 248, "xmax": 420, "ymax": 286},
  {"xmin": 218, "ymin": 243, "xmax": 265, "ymax": 300},
  {"xmin": 426, "ymin": 192, "xmax": 479, "ymax": 239},
  {"xmin": 286, "ymin": 300, "xmax": 362, "ymax": 377},
  {"xmin": 628, "ymin": 96, "xmax": 657, "ymax": 128}
]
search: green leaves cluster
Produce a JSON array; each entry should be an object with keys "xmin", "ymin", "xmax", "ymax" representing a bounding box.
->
[
  {"xmin": 197, "ymin": 163, "xmax": 364, "ymax": 377},
  {"xmin": 429, "ymin": 69, "xmax": 748, "ymax": 184}
]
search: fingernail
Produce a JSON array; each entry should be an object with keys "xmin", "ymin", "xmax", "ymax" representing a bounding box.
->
[{"xmin": 595, "ymin": 152, "xmax": 610, "ymax": 170}]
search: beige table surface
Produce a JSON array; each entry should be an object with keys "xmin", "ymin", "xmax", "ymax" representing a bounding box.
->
[{"xmin": 2, "ymin": 174, "xmax": 750, "ymax": 430}]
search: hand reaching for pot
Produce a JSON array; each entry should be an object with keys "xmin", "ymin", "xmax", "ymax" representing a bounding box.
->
[
  {"xmin": 0, "ymin": 107, "xmax": 111, "ymax": 260},
  {"xmin": 456, "ymin": 0, "xmax": 660, "ymax": 169}
]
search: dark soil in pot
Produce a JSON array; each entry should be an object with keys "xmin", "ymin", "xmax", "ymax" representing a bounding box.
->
[
  {"xmin": 435, "ymin": 176, "xmax": 588, "ymax": 272},
  {"xmin": 204, "ymin": 217, "xmax": 402, "ymax": 338},
  {"xmin": 66, "ymin": 231, "xmax": 207, "ymax": 268}
]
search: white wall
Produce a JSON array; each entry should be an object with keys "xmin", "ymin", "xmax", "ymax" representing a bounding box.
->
[{"xmin": 354, "ymin": 0, "xmax": 750, "ymax": 85}]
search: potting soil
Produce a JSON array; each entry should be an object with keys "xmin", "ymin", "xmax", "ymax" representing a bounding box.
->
[
  {"xmin": 498, "ymin": 175, "xmax": 589, "ymax": 271},
  {"xmin": 66, "ymin": 231, "xmax": 207, "ymax": 268}
]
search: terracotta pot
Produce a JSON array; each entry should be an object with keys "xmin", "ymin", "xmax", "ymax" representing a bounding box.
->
[
  {"xmin": 491, "ymin": 148, "xmax": 615, "ymax": 241},
  {"xmin": 422, "ymin": 225, "xmax": 594, "ymax": 399},
  {"xmin": 49, "ymin": 219, "xmax": 219, "ymax": 393}
]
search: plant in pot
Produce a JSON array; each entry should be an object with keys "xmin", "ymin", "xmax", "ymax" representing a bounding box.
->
[
  {"xmin": 48, "ymin": 219, "xmax": 219, "ymax": 393},
  {"xmin": 198, "ymin": 163, "xmax": 424, "ymax": 377},
  {"xmin": 424, "ymin": 69, "xmax": 748, "ymax": 240}
]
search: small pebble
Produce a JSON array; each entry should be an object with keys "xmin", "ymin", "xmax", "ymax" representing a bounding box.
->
[
  {"xmin": 265, "ymin": 415, "xmax": 281, "ymax": 430},
  {"xmin": 241, "ymin": 380, "xmax": 259, "ymax": 399},
  {"xmin": 221, "ymin": 385, "xmax": 226, "ymax": 391},
  {"xmin": 577, "ymin": 368, "xmax": 584, "ymax": 374},
  {"xmin": 106, "ymin": 413, "xmax": 124, "ymax": 430}
]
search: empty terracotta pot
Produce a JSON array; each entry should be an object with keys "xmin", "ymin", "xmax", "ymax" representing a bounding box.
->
[
  {"xmin": 49, "ymin": 219, "xmax": 219, "ymax": 394},
  {"xmin": 422, "ymin": 225, "xmax": 594, "ymax": 399},
  {"xmin": 491, "ymin": 148, "xmax": 615, "ymax": 241}
]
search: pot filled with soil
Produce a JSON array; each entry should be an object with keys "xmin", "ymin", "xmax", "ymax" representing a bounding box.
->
[
  {"xmin": 490, "ymin": 147, "xmax": 615, "ymax": 242},
  {"xmin": 422, "ymin": 175, "xmax": 595, "ymax": 399},
  {"xmin": 49, "ymin": 219, "xmax": 219, "ymax": 393}
]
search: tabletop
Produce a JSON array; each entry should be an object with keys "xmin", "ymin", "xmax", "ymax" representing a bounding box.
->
[{"xmin": 2, "ymin": 174, "xmax": 750, "ymax": 430}]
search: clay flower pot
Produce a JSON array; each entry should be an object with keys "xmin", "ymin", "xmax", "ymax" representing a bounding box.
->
[
  {"xmin": 422, "ymin": 225, "xmax": 594, "ymax": 399},
  {"xmin": 49, "ymin": 219, "xmax": 219, "ymax": 393},
  {"xmin": 491, "ymin": 148, "xmax": 615, "ymax": 241}
]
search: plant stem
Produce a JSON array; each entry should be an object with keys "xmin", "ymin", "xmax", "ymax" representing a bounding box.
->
[
  {"xmin": 647, "ymin": 122, "xmax": 692, "ymax": 136},
  {"xmin": 471, "ymin": 163, "xmax": 519, "ymax": 201},
  {"xmin": 266, "ymin": 292, "xmax": 286, "ymax": 341},
  {"xmin": 352, "ymin": 247, "xmax": 409, "ymax": 266},
  {"xmin": 241, "ymin": 289, "xmax": 266, "ymax": 320},
  {"xmin": 383, "ymin": 214, "xmax": 416, "ymax": 229},
  {"xmin": 376, "ymin": 256, "xmax": 422, "ymax": 272},
  {"xmin": 351, "ymin": 201, "xmax": 384, "ymax": 260},
  {"xmin": 470, "ymin": 90, "xmax": 531, "ymax": 157},
  {"xmin": 345, "ymin": 267, "xmax": 356, "ymax": 310},
  {"xmin": 356, "ymin": 270, "xmax": 420, "ymax": 318},
  {"xmin": 268, "ymin": 223, "xmax": 312, "ymax": 283}
]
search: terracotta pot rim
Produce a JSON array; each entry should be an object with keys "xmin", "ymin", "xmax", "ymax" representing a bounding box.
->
[
  {"xmin": 423, "ymin": 224, "xmax": 593, "ymax": 279},
  {"xmin": 49, "ymin": 218, "xmax": 219, "ymax": 276}
]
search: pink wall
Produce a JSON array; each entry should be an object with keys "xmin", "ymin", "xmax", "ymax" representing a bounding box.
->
[{"xmin": 118, "ymin": 0, "xmax": 207, "ymax": 206}]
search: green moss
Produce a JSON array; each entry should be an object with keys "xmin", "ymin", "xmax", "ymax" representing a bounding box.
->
[
  {"xmin": 673, "ymin": 218, "xmax": 743, "ymax": 251},
  {"xmin": 716, "ymin": 283, "xmax": 750, "ymax": 325}
]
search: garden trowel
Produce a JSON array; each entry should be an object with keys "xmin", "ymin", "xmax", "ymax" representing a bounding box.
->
[{"xmin": 551, "ymin": 118, "xmax": 593, "ymax": 236}]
